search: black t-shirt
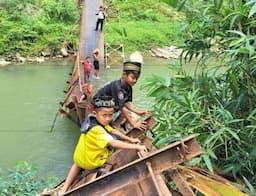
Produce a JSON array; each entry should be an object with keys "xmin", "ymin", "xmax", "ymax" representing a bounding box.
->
[{"xmin": 94, "ymin": 79, "xmax": 132, "ymax": 111}]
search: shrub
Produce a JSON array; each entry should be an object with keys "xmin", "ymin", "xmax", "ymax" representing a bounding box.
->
[{"xmin": 0, "ymin": 161, "xmax": 58, "ymax": 195}]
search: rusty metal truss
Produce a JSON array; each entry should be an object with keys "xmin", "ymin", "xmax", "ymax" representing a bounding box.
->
[
  {"xmin": 63, "ymin": 135, "xmax": 201, "ymax": 195},
  {"xmin": 42, "ymin": 117, "xmax": 247, "ymax": 196}
]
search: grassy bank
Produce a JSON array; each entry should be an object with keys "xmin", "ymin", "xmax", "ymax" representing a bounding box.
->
[
  {"xmin": 105, "ymin": 0, "xmax": 185, "ymax": 53},
  {"xmin": 0, "ymin": 0, "xmax": 184, "ymax": 59}
]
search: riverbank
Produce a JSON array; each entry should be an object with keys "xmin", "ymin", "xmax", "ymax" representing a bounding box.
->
[
  {"xmin": 0, "ymin": 55, "xmax": 66, "ymax": 66},
  {"xmin": 0, "ymin": 44, "xmax": 184, "ymax": 67},
  {"xmin": 0, "ymin": 0, "xmax": 185, "ymax": 64},
  {"xmin": 0, "ymin": 48, "xmax": 75, "ymax": 66},
  {"xmin": 105, "ymin": 0, "xmax": 185, "ymax": 52}
]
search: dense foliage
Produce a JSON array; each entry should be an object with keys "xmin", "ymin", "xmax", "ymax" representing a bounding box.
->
[
  {"xmin": 105, "ymin": 0, "xmax": 185, "ymax": 52},
  {"xmin": 0, "ymin": 161, "xmax": 58, "ymax": 195},
  {"xmin": 0, "ymin": 0, "xmax": 79, "ymax": 59},
  {"xmin": 143, "ymin": 0, "xmax": 256, "ymax": 193}
]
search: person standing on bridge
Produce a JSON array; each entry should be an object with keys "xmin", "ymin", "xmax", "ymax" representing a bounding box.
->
[
  {"xmin": 81, "ymin": 56, "xmax": 92, "ymax": 81},
  {"xmin": 93, "ymin": 48, "xmax": 100, "ymax": 79},
  {"xmin": 95, "ymin": 5, "xmax": 106, "ymax": 31},
  {"xmin": 57, "ymin": 96, "xmax": 147, "ymax": 195},
  {"xmin": 93, "ymin": 51, "xmax": 150, "ymax": 131}
]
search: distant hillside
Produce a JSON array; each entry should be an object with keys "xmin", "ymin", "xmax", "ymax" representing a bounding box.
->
[
  {"xmin": 105, "ymin": 0, "xmax": 185, "ymax": 52},
  {"xmin": 0, "ymin": 0, "xmax": 185, "ymax": 59}
]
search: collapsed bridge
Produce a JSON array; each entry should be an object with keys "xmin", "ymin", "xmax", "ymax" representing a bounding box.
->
[{"xmin": 46, "ymin": 0, "xmax": 249, "ymax": 195}]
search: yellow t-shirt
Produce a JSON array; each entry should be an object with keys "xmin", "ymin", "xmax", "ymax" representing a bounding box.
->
[{"xmin": 73, "ymin": 124, "xmax": 114, "ymax": 170}]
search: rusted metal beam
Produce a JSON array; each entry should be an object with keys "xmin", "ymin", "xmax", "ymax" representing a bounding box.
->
[
  {"xmin": 137, "ymin": 151, "xmax": 171, "ymax": 196},
  {"xmin": 154, "ymin": 174, "xmax": 172, "ymax": 196},
  {"xmin": 64, "ymin": 135, "xmax": 201, "ymax": 196},
  {"xmin": 127, "ymin": 116, "xmax": 157, "ymax": 138},
  {"xmin": 146, "ymin": 161, "xmax": 164, "ymax": 196},
  {"xmin": 177, "ymin": 166, "xmax": 248, "ymax": 196},
  {"xmin": 106, "ymin": 116, "xmax": 157, "ymax": 170},
  {"xmin": 168, "ymin": 168, "xmax": 196, "ymax": 196},
  {"xmin": 106, "ymin": 149, "xmax": 138, "ymax": 170},
  {"xmin": 128, "ymin": 116, "xmax": 157, "ymax": 152}
]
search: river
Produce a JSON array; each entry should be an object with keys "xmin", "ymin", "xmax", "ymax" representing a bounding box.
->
[{"xmin": 0, "ymin": 57, "xmax": 183, "ymax": 179}]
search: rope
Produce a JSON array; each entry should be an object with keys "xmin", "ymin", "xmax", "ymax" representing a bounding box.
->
[{"xmin": 49, "ymin": 110, "xmax": 59, "ymax": 132}]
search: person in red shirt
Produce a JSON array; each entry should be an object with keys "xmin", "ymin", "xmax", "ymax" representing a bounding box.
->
[{"xmin": 82, "ymin": 56, "xmax": 92, "ymax": 81}]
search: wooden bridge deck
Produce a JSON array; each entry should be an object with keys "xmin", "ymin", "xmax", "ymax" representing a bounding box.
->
[
  {"xmin": 60, "ymin": 0, "xmax": 104, "ymax": 125},
  {"xmin": 79, "ymin": 0, "xmax": 104, "ymax": 84}
]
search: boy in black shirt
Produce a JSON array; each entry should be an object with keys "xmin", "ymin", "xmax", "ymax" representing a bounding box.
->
[{"xmin": 94, "ymin": 52, "xmax": 149, "ymax": 131}]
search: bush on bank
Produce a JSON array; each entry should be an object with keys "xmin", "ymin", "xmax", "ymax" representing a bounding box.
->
[
  {"xmin": 0, "ymin": 0, "xmax": 79, "ymax": 59},
  {"xmin": 0, "ymin": 161, "xmax": 58, "ymax": 195}
]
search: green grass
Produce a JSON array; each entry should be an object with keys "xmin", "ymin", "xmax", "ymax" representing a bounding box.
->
[
  {"xmin": 0, "ymin": 0, "xmax": 185, "ymax": 58},
  {"xmin": 105, "ymin": 0, "xmax": 185, "ymax": 53}
]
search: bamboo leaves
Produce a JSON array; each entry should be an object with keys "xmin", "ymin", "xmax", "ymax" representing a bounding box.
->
[
  {"xmin": 144, "ymin": 0, "xmax": 256, "ymax": 190},
  {"xmin": 228, "ymin": 31, "xmax": 246, "ymax": 47},
  {"xmin": 202, "ymin": 153, "xmax": 214, "ymax": 173},
  {"xmin": 134, "ymin": 0, "xmax": 256, "ymax": 191},
  {"xmin": 246, "ymin": 0, "xmax": 256, "ymax": 17}
]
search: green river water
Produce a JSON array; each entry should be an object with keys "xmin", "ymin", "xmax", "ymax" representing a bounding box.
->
[{"xmin": 0, "ymin": 57, "xmax": 187, "ymax": 179}]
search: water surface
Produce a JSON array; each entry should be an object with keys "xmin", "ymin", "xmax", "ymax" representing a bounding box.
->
[{"xmin": 0, "ymin": 57, "xmax": 186, "ymax": 179}]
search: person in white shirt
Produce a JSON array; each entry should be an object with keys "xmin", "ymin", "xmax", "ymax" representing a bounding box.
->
[{"xmin": 95, "ymin": 6, "xmax": 106, "ymax": 31}]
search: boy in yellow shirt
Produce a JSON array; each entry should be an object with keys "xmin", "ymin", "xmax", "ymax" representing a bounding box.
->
[{"xmin": 59, "ymin": 96, "xmax": 147, "ymax": 194}]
